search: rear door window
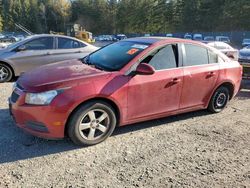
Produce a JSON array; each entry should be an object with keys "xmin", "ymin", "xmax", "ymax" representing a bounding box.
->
[
  {"xmin": 184, "ymin": 44, "xmax": 209, "ymax": 66},
  {"xmin": 58, "ymin": 37, "xmax": 86, "ymax": 49}
]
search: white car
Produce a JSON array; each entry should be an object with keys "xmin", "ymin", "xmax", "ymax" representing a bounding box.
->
[
  {"xmin": 207, "ymin": 42, "xmax": 238, "ymax": 61},
  {"xmin": 215, "ymin": 36, "xmax": 230, "ymax": 43}
]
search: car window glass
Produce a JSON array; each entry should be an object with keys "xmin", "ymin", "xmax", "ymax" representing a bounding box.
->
[
  {"xmin": 144, "ymin": 45, "xmax": 177, "ymax": 70},
  {"xmin": 24, "ymin": 37, "xmax": 53, "ymax": 50},
  {"xmin": 58, "ymin": 38, "xmax": 86, "ymax": 49},
  {"xmin": 208, "ymin": 50, "xmax": 218, "ymax": 64},
  {"xmin": 184, "ymin": 44, "xmax": 208, "ymax": 66}
]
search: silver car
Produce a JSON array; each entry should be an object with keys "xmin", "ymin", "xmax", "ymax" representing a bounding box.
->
[{"xmin": 0, "ymin": 34, "xmax": 98, "ymax": 83}]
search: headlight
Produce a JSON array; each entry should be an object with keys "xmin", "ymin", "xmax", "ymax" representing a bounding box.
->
[{"xmin": 25, "ymin": 90, "xmax": 61, "ymax": 105}]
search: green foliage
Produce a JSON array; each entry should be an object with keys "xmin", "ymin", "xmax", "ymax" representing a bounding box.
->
[{"xmin": 0, "ymin": 0, "xmax": 250, "ymax": 34}]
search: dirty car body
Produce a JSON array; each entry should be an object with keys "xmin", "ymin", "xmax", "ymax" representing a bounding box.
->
[{"xmin": 9, "ymin": 37, "xmax": 242, "ymax": 145}]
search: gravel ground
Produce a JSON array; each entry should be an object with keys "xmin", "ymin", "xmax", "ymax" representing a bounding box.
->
[{"xmin": 0, "ymin": 80, "xmax": 249, "ymax": 188}]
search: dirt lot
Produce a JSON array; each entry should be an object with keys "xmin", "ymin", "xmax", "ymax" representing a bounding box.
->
[{"xmin": 0, "ymin": 81, "xmax": 249, "ymax": 188}]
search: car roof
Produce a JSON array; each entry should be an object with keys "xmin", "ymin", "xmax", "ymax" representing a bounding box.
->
[
  {"xmin": 123, "ymin": 37, "xmax": 203, "ymax": 45},
  {"xmin": 24, "ymin": 34, "xmax": 91, "ymax": 46}
]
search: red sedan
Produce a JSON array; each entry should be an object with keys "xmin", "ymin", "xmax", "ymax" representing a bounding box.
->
[{"xmin": 9, "ymin": 37, "xmax": 242, "ymax": 146}]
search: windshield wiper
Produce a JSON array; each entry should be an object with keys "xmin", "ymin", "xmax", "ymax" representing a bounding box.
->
[
  {"xmin": 81, "ymin": 56, "xmax": 106, "ymax": 71},
  {"xmin": 81, "ymin": 55, "xmax": 91, "ymax": 65}
]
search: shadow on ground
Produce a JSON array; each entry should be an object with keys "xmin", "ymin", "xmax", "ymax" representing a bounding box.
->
[
  {"xmin": 0, "ymin": 79, "xmax": 249, "ymax": 164},
  {"xmin": 0, "ymin": 108, "xmax": 211, "ymax": 164}
]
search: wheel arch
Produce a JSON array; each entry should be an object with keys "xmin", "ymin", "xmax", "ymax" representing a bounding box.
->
[
  {"xmin": 216, "ymin": 82, "xmax": 235, "ymax": 100},
  {"xmin": 208, "ymin": 81, "xmax": 235, "ymax": 106},
  {"xmin": 64, "ymin": 97, "xmax": 121, "ymax": 136}
]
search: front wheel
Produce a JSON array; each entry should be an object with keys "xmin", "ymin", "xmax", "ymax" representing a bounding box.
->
[
  {"xmin": 68, "ymin": 101, "xmax": 117, "ymax": 146},
  {"xmin": 208, "ymin": 86, "xmax": 230, "ymax": 113}
]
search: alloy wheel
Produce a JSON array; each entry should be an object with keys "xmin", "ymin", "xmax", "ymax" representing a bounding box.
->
[
  {"xmin": 0, "ymin": 66, "xmax": 9, "ymax": 82},
  {"xmin": 78, "ymin": 109, "xmax": 110, "ymax": 140}
]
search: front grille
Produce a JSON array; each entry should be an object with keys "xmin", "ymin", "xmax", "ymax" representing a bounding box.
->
[{"xmin": 10, "ymin": 92, "xmax": 20, "ymax": 103}]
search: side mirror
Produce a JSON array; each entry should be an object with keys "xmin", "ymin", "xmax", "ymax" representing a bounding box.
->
[
  {"xmin": 16, "ymin": 45, "xmax": 26, "ymax": 52},
  {"xmin": 135, "ymin": 63, "xmax": 155, "ymax": 75}
]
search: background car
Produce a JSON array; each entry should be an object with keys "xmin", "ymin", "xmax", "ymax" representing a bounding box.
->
[
  {"xmin": 10, "ymin": 37, "xmax": 242, "ymax": 146},
  {"xmin": 16, "ymin": 35, "xmax": 26, "ymax": 41},
  {"xmin": 166, "ymin": 33, "xmax": 173, "ymax": 37},
  {"xmin": 216, "ymin": 36, "xmax": 230, "ymax": 43},
  {"xmin": 184, "ymin": 33, "xmax": 192, "ymax": 39},
  {"xmin": 193, "ymin": 34, "xmax": 203, "ymax": 41},
  {"xmin": 239, "ymin": 45, "xmax": 250, "ymax": 78},
  {"xmin": 239, "ymin": 45, "xmax": 250, "ymax": 64},
  {"xmin": 0, "ymin": 34, "xmax": 5, "ymax": 39},
  {"xmin": 242, "ymin": 38, "xmax": 250, "ymax": 47},
  {"xmin": 203, "ymin": 36, "xmax": 215, "ymax": 43},
  {"xmin": 207, "ymin": 41, "xmax": 238, "ymax": 61},
  {"xmin": 116, "ymin": 34, "xmax": 127, "ymax": 40},
  {"xmin": 0, "ymin": 34, "xmax": 98, "ymax": 83}
]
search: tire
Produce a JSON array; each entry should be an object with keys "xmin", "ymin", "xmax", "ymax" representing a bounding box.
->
[
  {"xmin": 208, "ymin": 86, "xmax": 230, "ymax": 113},
  {"xmin": 68, "ymin": 101, "xmax": 117, "ymax": 146},
  {"xmin": 0, "ymin": 63, "xmax": 13, "ymax": 83}
]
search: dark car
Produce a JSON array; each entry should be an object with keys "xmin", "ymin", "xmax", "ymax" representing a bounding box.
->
[
  {"xmin": 242, "ymin": 39, "xmax": 250, "ymax": 47},
  {"xmin": 9, "ymin": 37, "xmax": 242, "ymax": 146},
  {"xmin": 239, "ymin": 46, "xmax": 250, "ymax": 77},
  {"xmin": 239, "ymin": 45, "xmax": 250, "ymax": 64}
]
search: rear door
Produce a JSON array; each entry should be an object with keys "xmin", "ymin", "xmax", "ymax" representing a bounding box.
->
[
  {"xmin": 127, "ymin": 44, "xmax": 184, "ymax": 120},
  {"xmin": 180, "ymin": 43, "xmax": 219, "ymax": 109}
]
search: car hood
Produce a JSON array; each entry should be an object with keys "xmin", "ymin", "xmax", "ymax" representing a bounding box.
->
[{"xmin": 18, "ymin": 59, "xmax": 110, "ymax": 92}]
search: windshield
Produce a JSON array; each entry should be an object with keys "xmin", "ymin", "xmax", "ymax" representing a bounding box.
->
[
  {"xmin": 85, "ymin": 41, "xmax": 149, "ymax": 71},
  {"xmin": 6, "ymin": 36, "xmax": 32, "ymax": 49}
]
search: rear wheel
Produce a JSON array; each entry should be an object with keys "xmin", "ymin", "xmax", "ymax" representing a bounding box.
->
[
  {"xmin": 0, "ymin": 63, "xmax": 13, "ymax": 83},
  {"xmin": 208, "ymin": 86, "xmax": 230, "ymax": 113},
  {"xmin": 68, "ymin": 101, "xmax": 117, "ymax": 146}
]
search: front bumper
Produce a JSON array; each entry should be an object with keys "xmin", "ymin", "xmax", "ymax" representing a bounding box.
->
[{"xmin": 9, "ymin": 88, "xmax": 67, "ymax": 139}]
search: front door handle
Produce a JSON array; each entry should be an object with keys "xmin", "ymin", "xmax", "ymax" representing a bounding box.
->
[{"xmin": 172, "ymin": 78, "xmax": 181, "ymax": 84}]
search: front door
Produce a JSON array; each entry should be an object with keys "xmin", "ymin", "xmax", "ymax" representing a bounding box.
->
[
  {"xmin": 127, "ymin": 44, "xmax": 183, "ymax": 120},
  {"xmin": 9, "ymin": 37, "xmax": 55, "ymax": 74}
]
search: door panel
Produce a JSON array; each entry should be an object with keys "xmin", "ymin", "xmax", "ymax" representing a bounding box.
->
[
  {"xmin": 127, "ymin": 69, "xmax": 183, "ymax": 120},
  {"xmin": 9, "ymin": 50, "xmax": 55, "ymax": 73},
  {"xmin": 180, "ymin": 64, "xmax": 219, "ymax": 108},
  {"xmin": 180, "ymin": 43, "xmax": 219, "ymax": 109},
  {"xmin": 47, "ymin": 47, "xmax": 92, "ymax": 63}
]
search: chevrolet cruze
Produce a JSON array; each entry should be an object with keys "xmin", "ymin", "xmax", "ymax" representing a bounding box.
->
[{"xmin": 9, "ymin": 37, "xmax": 242, "ymax": 146}]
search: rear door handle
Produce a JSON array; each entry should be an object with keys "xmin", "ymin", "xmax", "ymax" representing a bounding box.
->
[{"xmin": 207, "ymin": 71, "xmax": 215, "ymax": 77}]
